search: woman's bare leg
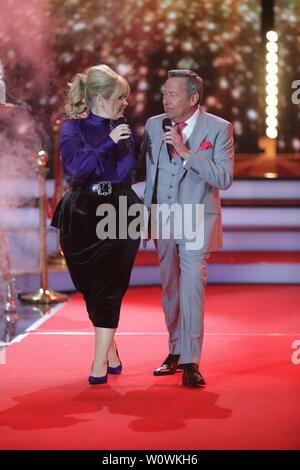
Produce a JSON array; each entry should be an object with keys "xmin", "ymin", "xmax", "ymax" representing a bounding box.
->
[
  {"xmin": 108, "ymin": 339, "xmax": 121, "ymax": 367},
  {"xmin": 91, "ymin": 327, "xmax": 115, "ymax": 377}
]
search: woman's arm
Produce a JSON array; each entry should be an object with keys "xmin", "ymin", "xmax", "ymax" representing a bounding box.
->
[{"xmin": 60, "ymin": 120, "xmax": 115, "ymax": 181}]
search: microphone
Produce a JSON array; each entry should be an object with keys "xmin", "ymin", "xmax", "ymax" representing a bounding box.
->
[
  {"xmin": 162, "ymin": 118, "xmax": 173, "ymax": 162},
  {"xmin": 112, "ymin": 116, "xmax": 132, "ymax": 153}
]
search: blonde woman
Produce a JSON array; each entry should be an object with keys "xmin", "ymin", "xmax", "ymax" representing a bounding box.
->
[{"xmin": 51, "ymin": 65, "xmax": 140, "ymax": 384}]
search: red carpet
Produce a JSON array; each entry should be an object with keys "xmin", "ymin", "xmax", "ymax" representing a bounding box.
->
[{"xmin": 0, "ymin": 285, "xmax": 300, "ymax": 450}]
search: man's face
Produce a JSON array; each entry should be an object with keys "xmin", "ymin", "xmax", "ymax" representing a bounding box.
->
[{"xmin": 162, "ymin": 77, "xmax": 197, "ymax": 123}]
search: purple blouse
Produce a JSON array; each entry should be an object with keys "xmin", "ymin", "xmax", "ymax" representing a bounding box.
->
[{"xmin": 60, "ymin": 111, "xmax": 136, "ymax": 185}]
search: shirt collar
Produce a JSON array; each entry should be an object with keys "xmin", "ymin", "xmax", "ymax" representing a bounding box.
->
[
  {"xmin": 172, "ymin": 106, "xmax": 201, "ymax": 129},
  {"xmin": 183, "ymin": 106, "xmax": 200, "ymax": 129}
]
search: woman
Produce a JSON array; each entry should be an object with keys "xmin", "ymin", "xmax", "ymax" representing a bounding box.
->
[{"xmin": 51, "ymin": 64, "xmax": 140, "ymax": 384}]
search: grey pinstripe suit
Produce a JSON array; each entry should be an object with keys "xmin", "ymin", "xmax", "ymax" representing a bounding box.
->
[{"xmin": 137, "ymin": 106, "xmax": 234, "ymax": 364}]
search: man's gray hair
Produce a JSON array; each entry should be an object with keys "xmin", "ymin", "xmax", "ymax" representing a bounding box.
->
[{"xmin": 168, "ymin": 69, "xmax": 204, "ymax": 103}]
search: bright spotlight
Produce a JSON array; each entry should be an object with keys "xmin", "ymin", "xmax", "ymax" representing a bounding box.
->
[{"xmin": 265, "ymin": 31, "xmax": 279, "ymax": 139}]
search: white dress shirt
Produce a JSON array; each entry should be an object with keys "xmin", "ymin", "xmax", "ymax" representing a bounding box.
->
[
  {"xmin": 177, "ymin": 106, "xmax": 200, "ymax": 143},
  {"xmin": 173, "ymin": 106, "xmax": 200, "ymax": 166}
]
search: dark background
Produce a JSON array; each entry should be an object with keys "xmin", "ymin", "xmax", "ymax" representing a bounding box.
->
[{"xmin": 0, "ymin": 0, "xmax": 299, "ymax": 178}]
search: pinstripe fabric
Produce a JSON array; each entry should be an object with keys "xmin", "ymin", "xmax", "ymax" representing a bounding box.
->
[
  {"xmin": 155, "ymin": 239, "xmax": 209, "ymax": 364},
  {"xmin": 137, "ymin": 107, "xmax": 234, "ymax": 364}
]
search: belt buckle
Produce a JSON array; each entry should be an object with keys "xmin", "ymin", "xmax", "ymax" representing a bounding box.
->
[{"xmin": 97, "ymin": 181, "xmax": 112, "ymax": 196}]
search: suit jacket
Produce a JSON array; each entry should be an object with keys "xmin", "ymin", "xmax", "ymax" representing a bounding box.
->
[{"xmin": 135, "ymin": 107, "xmax": 234, "ymax": 252}]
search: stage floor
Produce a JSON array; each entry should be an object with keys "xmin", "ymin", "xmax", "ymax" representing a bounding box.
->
[{"xmin": 0, "ymin": 284, "xmax": 300, "ymax": 450}]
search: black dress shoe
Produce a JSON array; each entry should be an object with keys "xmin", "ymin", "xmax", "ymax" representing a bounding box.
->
[
  {"xmin": 182, "ymin": 363, "xmax": 206, "ymax": 387},
  {"xmin": 153, "ymin": 354, "xmax": 180, "ymax": 376}
]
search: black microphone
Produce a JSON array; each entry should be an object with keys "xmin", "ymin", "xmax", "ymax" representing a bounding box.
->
[
  {"xmin": 112, "ymin": 116, "xmax": 132, "ymax": 153},
  {"xmin": 162, "ymin": 118, "xmax": 173, "ymax": 162}
]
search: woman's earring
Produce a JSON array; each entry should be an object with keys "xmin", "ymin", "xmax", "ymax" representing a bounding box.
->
[{"xmin": 98, "ymin": 96, "xmax": 104, "ymax": 108}]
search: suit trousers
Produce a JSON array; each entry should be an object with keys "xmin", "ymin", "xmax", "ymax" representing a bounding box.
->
[{"xmin": 155, "ymin": 238, "xmax": 210, "ymax": 365}]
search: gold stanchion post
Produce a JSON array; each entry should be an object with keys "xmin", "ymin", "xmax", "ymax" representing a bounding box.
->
[
  {"xmin": 21, "ymin": 151, "xmax": 68, "ymax": 304},
  {"xmin": 48, "ymin": 119, "xmax": 66, "ymax": 266}
]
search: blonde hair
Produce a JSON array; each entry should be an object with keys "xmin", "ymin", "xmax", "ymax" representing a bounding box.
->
[{"xmin": 65, "ymin": 64, "xmax": 129, "ymax": 118}]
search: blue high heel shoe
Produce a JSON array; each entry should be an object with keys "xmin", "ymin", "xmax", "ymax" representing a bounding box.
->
[
  {"xmin": 107, "ymin": 344, "xmax": 122, "ymax": 375},
  {"xmin": 88, "ymin": 362, "xmax": 108, "ymax": 384},
  {"xmin": 88, "ymin": 374, "xmax": 107, "ymax": 385},
  {"xmin": 107, "ymin": 363, "xmax": 122, "ymax": 375}
]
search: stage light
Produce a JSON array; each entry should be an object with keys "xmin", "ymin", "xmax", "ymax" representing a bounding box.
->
[
  {"xmin": 266, "ymin": 42, "xmax": 278, "ymax": 53},
  {"xmin": 266, "ymin": 84, "xmax": 278, "ymax": 95},
  {"xmin": 266, "ymin": 95, "xmax": 278, "ymax": 106},
  {"xmin": 292, "ymin": 138, "xmax": 300, "ymax": 152},
  {"xmin": 266, "ymin": 127, "xmax": 278, "ymax": 138},
  {"xmin": 265, "ymin": 31, "xmax": 278, "ymax": 140},
  {"xmin": 266, "ymin": 63, "xmax": 278, "ymax": 74},
  {"xmin": 266, "ymin": 116, "xmax": 278, "ymax": 127},
  {"xmin": 266, "ymin": 31, "xmax": 278, "ymax": 42},
  {"xmin": 266, "ymin": 74, "xmax": 278, "ymax": 86},
  {"xmin": 266, "ymin": 105, "xmax": 278, "ymax": 117},
  {"xmin": 266, "ymin": 52, "xmax": 278, "ymax": 64}
]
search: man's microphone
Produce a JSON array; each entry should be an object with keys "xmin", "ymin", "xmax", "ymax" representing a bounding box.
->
[
  {"xmin": 112, "ymin": 116, "xmax": 132, "ymax": 153},
  {"xmin": 162, "ymin": 118, "xmax": 173, "ymax": 162}
]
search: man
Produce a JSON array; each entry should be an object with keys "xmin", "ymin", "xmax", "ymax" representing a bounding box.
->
[{"xmin": 137, "ymin": 69, "xmax": 234, "ymax": 387}]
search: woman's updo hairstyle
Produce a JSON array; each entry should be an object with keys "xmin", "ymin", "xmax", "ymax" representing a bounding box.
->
[{"xmin": 65, "ymin": 64, "xmax": 129, "ymax": 118}]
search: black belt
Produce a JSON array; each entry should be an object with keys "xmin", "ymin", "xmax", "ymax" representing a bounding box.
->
[{"xmin": 70, "ymin": 181, "xmax": 131, "ymax": 196}]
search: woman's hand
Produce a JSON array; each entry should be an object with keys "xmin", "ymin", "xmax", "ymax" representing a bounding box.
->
[{"xmin": 109, "ymin": 124, "xmax": 131, "ymax": 144}]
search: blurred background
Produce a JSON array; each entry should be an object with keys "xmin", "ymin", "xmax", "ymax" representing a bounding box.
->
[{"xmin": 0, "ymin": 0, "xmax": 299, "ymax": 162}]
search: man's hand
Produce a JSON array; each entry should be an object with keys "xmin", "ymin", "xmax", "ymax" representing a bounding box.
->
[{"xmin": 163, "ymin": 125, "xmax": 190, "ymax": 160}]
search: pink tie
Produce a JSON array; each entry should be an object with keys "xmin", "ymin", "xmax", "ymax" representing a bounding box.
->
[{"xmin": 172, "ymin": 122, "xmax": 187, "ymax": 159}]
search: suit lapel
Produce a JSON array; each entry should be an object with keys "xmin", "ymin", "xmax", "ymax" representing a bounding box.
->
[
  {"xmin": 186, "ymin": 109, "xmax": 210, "ymax": 152},
  {"xmin": 151, "ymin": 118, "xmax": 165, "ymax": 181},
  {"xmin": 178, "ymin": 110, "xmax": 211, "ymax": 180},
  {"xmin": 154, "ymin": 126, "xmax": 164, "ymax": 161}
]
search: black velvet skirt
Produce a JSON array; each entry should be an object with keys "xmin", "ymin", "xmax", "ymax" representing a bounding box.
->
[{"xmin": 51, "ymin": 188, "xmax": 141, "ymax": 328}]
